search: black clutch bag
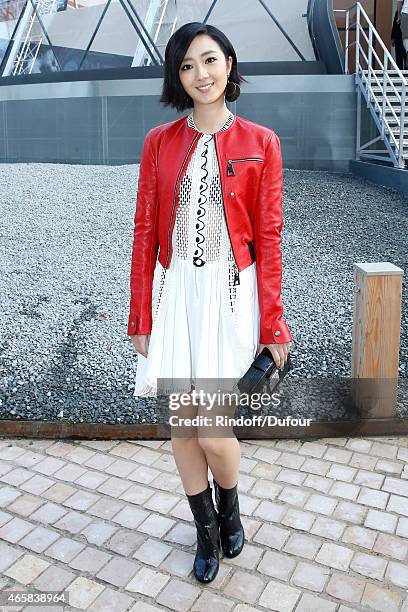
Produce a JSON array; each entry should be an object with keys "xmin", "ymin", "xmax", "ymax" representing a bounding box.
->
[{"xmin": 238, "ymin": 347, "xmax": 292, "ymax": 395}]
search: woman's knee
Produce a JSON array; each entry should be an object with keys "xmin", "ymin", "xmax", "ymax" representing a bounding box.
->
[
  {"xmin": 171, "ymin": 434, "xmax": 200, "ymax": 447},
  {"xmin": 197, "ymin": 436, "xmax": 227, "ymax": 455}
]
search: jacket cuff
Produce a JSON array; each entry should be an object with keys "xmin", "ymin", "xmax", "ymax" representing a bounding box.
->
[
  {"xmin": 127, "ymin": 314, "xmax": 152, "ymax": 336},
  {"xmin": 259, "ymin": 318, "xmax": 293, "ymax": 344}
]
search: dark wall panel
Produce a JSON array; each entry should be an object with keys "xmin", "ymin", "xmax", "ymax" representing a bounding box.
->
[{"xmin": 0, "ymin": 76, "xmax": 357, "ymax": 171}]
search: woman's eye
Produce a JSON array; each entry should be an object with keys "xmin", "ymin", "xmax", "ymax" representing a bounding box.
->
[{"xmin": 181, "ymin": 57, "xmax": 216, "ymax": 71}]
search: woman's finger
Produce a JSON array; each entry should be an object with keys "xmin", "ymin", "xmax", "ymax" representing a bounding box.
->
[
  {"xmin": 261, "ymin": 342, "xmax": 291, "ymax": 369},
  {"xmin": 269, "ymin": 345, "xmax": 284, "ymax": 368}
]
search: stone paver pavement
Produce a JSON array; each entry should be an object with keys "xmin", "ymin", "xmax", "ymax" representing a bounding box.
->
[{"xmin": 0, "ymin": 435, "xmax": 408, "ymax": 611}]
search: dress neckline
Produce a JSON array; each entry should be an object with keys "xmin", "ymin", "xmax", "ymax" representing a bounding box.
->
[{"xmin": 187, "ymin": 110, "xmax": 235, "ymax": 135}]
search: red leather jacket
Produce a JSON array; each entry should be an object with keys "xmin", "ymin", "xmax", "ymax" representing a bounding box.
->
[{"xmin": 128, "ymin": 113, "xmax": 292, "ymax": 345}]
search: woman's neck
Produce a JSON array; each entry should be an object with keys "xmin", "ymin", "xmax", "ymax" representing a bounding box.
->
[{"xmin": 192, "ymin": 102, "xmax": 231, "ymax": 134}]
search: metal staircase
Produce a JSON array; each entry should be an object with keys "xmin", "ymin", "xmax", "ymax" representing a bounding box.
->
[
  {"xmin": 336, "ymin": 2, "xmax": 408, "ymax": 169},
  {"xmin": 4, "ymin": 0, "xmax": 59, "ymax": 76}
]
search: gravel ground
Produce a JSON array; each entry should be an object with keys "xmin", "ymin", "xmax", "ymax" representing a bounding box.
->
[{"xmin": 0, "ymin": 163, "xmax": 407, "ymax": 424}]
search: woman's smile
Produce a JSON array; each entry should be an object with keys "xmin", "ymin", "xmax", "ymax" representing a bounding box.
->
[{"xmin": 196, "ymin": 82, "xmax": 214, "ymax": 92}]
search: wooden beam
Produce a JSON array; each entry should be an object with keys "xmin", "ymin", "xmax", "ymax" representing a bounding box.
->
[
  {"xmin": 1, "ymin": 417, "xmax": 408, "ymax": 440},
  {"xmin": 351, "ymin": 262, "xmax": 403, "ymax": 418}
]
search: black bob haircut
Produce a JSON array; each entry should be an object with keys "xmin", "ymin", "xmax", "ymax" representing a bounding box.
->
[{"xmin": 160, "ymin": 22, "xmax": 247, "ymax": 113}]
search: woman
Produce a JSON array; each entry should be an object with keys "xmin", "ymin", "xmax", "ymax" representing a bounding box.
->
[
  {"xmin": 128, "ymin": 22, "xmax": 293, "ymax": 583},
  {"xmin": 392, "ymin": 9, "xmax": 406, "ymax": 70},
  {"xmin": 398, "ymin": 0, "xmax": 408, "ymax": 54}
]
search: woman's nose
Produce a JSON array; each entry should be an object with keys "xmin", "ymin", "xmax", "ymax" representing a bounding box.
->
[{"xmin": 196, "ymin": 65, "xmax": 210, "ymax": 79}]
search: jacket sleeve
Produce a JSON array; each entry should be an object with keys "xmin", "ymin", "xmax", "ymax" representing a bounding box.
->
[
  {"xmin": 127, "ymin": 129, "xmax": 159, "ymax": 336},
  {"xmin": 253, "ymin": 130, "xmax": 293, "ymax": 345}
]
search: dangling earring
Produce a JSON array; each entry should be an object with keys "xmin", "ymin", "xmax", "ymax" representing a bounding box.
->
[{"xmin": 225, "ymin": 74, "xmax": 240, "ymax": 102}]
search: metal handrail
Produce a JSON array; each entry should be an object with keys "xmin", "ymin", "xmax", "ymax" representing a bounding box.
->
[
  {"xmin": 358, "ymin": 28, "xmax": 400, "ymax": 137},
  {"xmin": 335, "ymin": 2, "xmax": 407, "ymax": 168}
]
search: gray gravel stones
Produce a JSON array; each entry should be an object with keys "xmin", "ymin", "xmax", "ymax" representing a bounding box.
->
[{"xmin": 0, "ymin": 163, "xmax": 406, "ymax": 424}]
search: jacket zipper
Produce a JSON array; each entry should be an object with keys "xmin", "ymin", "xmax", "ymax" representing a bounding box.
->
[
  {"xmin": 165, "ymin": 132, "xmax": 201, "ymax": 268},
  {"xmin": 227, "ymin": 157, "xmax": 264, "ymax": 176},
  {"xmin": 214, "ymin": 133, "xmax": 240, "ymax": 286}
]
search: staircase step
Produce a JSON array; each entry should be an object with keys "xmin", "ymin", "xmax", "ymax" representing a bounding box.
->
[
  {"xmin": 378, "ymin": 112, "xmax": 404, "ymax": 119},
  {"xmin": 373, "ymin": 76, "xmax": 408, "ymax": 80},
  {"xmin": 363, "ymin": 70, "xmax": 408, "ymax": 75},
  {"xmin": 365, "ymin": 70, "xmax": 407, "ymax": 74},
  {"xmin": 367, "ymin": 81, "xmax": 407, "ymax": 87},
  {"xmin": 370, "ymin": 83, "xmax": 408, "ymax": 88},
  {"xmin": 370, "ymin": 85, "xmax": 404, "ymax": 92},
  {"xmin": 368, "ymin": 88, "xmax": 401, "ymax": 95},
  {"xmin": 384, "ymin": 117, "xmax": 408, "ymax": 125},
  {"xmin": 389, "ymin": 140, "xmax": 408, "ymax": 148},
  {"xmin": 389, "ymin": 126, "xmax": 408, "ymax": 133},
  {"xmin": 369, "ymin": 78, "xmax": 406, "ymax": 82},
  {"xmin": 370, "ymin": 95, "xmax": 404, "ymax": 103}
]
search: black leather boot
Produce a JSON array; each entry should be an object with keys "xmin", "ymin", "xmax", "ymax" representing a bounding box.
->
[
  {"xmin": 213, "ymin": 479, "xmax": 245, "ymax": 558},
  {"xmin": 186, "ymin": 482, "xmax": 221, "ymax": 583}
]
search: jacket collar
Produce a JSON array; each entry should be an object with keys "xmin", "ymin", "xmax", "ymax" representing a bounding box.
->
[{"xmin": 186, "ymin": 109, "xmax": 235, "ymax": 134}]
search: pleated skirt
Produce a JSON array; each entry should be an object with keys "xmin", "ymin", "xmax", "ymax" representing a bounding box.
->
[{"xmin": 133, "ymin": 254, "xmax": 260, "ymax": 397}]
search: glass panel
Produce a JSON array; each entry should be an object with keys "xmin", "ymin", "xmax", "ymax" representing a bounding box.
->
[
  {"xmin": 80, "ymin": 0, "xmax": 144, "ymax": 71},
  {"xmin": 1, "ymin": 0, "xmax": 320, "ymax": 76},
  {"xmin": 174, "ymin": 0, "xmax": 314, "ymax": 62},
  {"xmin": 49, "ymin": 0, "xmax": 110, "ymax": 72},
  {"xmin": 1, "ymin": 0, "xmax": 109, "ymax": 75}
]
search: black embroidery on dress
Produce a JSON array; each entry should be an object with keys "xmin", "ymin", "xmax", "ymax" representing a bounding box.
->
[
  {"xmin": 228, "ymin": 248, "xmax": 238, "ymax": 317},
  {"xmin": 193, "ymin": 136, "xmax": 211, "ymax": 267},
  {"xmin": 187, "ymin": 111, "xmax": 235, "ymax": 274},
  {"xmin": 187, "ymin": 111, "xmax": 234, "ymax": 269},
  {"xmin": 153, "ymin": 266, "xmax": 167, "ymax": 323}
]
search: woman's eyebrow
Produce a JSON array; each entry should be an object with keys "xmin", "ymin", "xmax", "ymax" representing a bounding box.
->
[{"xmin": 182, "ymin": 50, "xmax": 219, "ymax": 62}]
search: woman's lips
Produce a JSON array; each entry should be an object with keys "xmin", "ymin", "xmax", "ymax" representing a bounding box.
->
[{"xmin": 196, "ymin": 83, "xmax": 213, "ymax": 92}]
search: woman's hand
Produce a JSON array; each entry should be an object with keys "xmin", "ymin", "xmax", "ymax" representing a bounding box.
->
[
  {"xmin": 131, "ymin": 334, "xmax": 150, "ymax": 357},
  {"xmin": 258, "ymin": 341, "xmax": 291, "ymax": 370}
]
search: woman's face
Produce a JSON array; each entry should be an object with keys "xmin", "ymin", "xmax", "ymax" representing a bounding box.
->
[{"xmin": 179, "ymin": 34, "xmax": 232, "ymax": 106}]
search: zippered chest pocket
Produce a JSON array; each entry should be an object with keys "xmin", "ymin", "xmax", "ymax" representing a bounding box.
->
[{"xmin": 227, "ymin": 157, "xmax": 264, "ymax": 176}]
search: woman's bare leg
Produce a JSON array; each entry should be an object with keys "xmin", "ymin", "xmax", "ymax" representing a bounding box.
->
[
  {"xmin": 171, "ymin": 436, "xmax": 210, "ymax": 495},
  {"xmin": 195, "ymin": 399, "xmax": 241, "ymax": 488},
  {"xmin": 197, "ymin": 436, "xmax": 241, "ymax": 489},
  {"xmin": 170, "ymin": 394, "xmax": 210, "ymax": 495}
]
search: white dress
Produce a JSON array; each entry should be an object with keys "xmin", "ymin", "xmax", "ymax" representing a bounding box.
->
[{"xmin": 133, "ymin": 110, "xmax": 260, "ymax": 396}]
